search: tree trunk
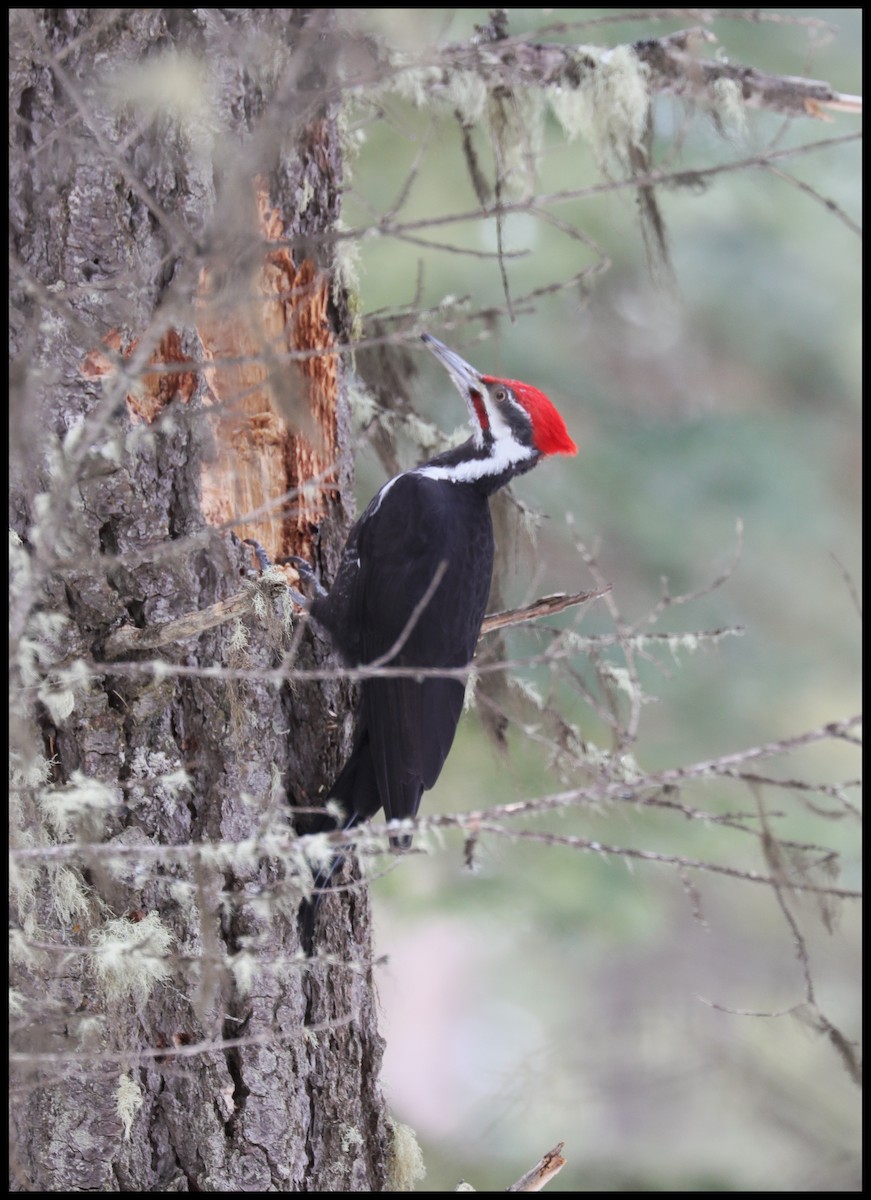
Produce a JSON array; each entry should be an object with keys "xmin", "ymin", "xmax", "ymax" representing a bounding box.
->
[{"xmin": 10, "ymin": 9, "xmax": 391, "ymax": 1190}]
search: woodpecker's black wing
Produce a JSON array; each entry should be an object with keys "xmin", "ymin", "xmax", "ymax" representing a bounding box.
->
[{"xmin": 312, "ymin": 470, "xmax": 494, "ymax": 830}]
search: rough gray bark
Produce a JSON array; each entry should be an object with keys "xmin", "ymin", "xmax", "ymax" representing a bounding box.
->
[{"xmin": 10, "ymin": 9, "xmax": 392, "ymax": 1191}]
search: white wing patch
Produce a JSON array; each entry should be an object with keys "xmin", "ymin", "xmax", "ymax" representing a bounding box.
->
[{"xmin": 369, "ymin": 473, "xmax": 404, "ymax": 514}]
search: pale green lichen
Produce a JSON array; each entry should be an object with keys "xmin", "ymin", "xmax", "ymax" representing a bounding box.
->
[
  {"xmin": 73, "ymin": 1014, "xmax": 106, "ymax": 1049},
  {"xmin": 510, "ymin": 675, "xmax": 544, "ymax": 711},
  {"xmin": 386, "ymin": 1116, "xmax": 426, "ymax": 1191},
  {"xmin": 116, "ymin": 1073, "xmax": 144, "ymax": 1141},
  {"xmin": 403, "ymin": 411, "xmax": 456, "ymax": 458},
  {"xmin": 301, "ymin": 830, "xmax": 337, "ymax": 874},
  {"xmin": 127, "ymin": 750, "xmax": 191, "ymax": 815},
  {"xmin": 9, "ymin": 751, "xmax": 53, "ymax": 792},
  {"xmin": 488, "ymin": 87, "xmax": 546, "ymax": 197},
  {"xmin": 228, "ymin": 948, "xmax": 258, "ymax": 998},
  {"xmin": 346, "ymin": 376, "xmax": 381, "ymax": 429},
  {"xmin": 710, "ymin": 76, "xmax": 748, "ymax": 135},
  {"xmin": 168, "ymin": 878, "xmax": 197, "ymax": 908},
  {"xmin": 388, "ymin": 62, "xmax": 444, "ymax": 110},
  {"xmin": 49, "ymin": 865, "xmax": 92, "ymax": 925},
  {"xmin": 228, "ymin": 619, "xmax": 249, "ymax": 655},
  {"xmin": 36, "ymin": 683, "xmax": 76, "ymax": 724},
  {"xmin": 389, "ymin": 58, "xmax": 489, "ymax": 127},
  {"xmin": 582, "ymin": 741, "xmax": 643, "ymax": 785},
  {"xmin": 9, "ymin": 527, "xmax": 29, "ymax": 583},
  {"xmin": 666, "ymin": 627, "xmax": 743, "ymax": 663},
  {"xmin": 9, "ymin": 927, "xmax": 42, "ymax": 967},
  {"xmin": 335, "ymin": 94, "xmax": 368, "ymax": 190},
  {"xmin": 9, "ymin": 845, "xmax": 41, "ymax": 929},
  {"xmin": 106, "ymin": 49, "xmax": 222, "ymax": 172},
  {"xmin": 31, "ymin": 491, "xmax": 52, "ymax": 523},
  {"xmin": 462, "ymin": 667, "xmax": 479, "ymax": 713},
  {"xmin": 441, "ymin": 68, "xmax": 489, "ymax": 125},
  {"xmin": 61, "ymin": 419, "xmax": 85, "ymax": 456},
  {"xmin": 378, "ymin": 53, "xmax": 547, "ymax": 195},
  {"xmin": 17, "ymin": 612, "xmax": 70, "ymax": 679},
  {"xmin": 340, "ymin": 1124, "xmax": 364, "ymax": 1153},
  {"xmin": 332, "ymin": 219, "xmax": 364, "ymax": 341},
  {"xmin": 199, "ymin": 834, "xmax": 257, "ymax": 873},
  {"xmin": 34, "ymin": 656, "xmax": 91, "ymax": 725},
  {"xmin": 548, "ymin": 44, "xmax": 650, "ymax": 174},
  {"xmin": 599, "ymin": 662, "xmax": 647, "ymax": 705},
  {"xmin": 89, "ymin": 911, "xmax": 174, "ymax": 1003},
  {"xmin": 39, "ymin": 772, "xmax": 120, "ymax": 840}
]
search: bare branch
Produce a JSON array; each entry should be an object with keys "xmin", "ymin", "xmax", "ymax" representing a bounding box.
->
[
  {"xmin": 100, "ymin": 580, "xmax": 610, "ymax": 661},
  {"xmin": 480, "ymin": 586, "xmax": 611, "ymax": 635},
  {"xmin": 100, "ymin": 576, "xmax": 293, "ymax": 659},
  {"xmin": 507, "ymin": 1142, "xmax": 567, "ymax": 1192},
  {"xmin": 382, "ymin": 25, "xmax": 862, "ymax": 119},
  {"xmin": 630, "ymin": 27, "xmax": 862, "ymax": 117}
]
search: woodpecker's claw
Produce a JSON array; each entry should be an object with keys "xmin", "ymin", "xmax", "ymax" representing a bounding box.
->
[
  {"xmin": 282, "ymin": 554, "xmax": 327, "ymax": 600},
  {"xmin": 242, "ymin": 537, "xmax": 273, "ymax": 573},
  {"xmin": 241, "ymin": 542, "xmax": 318, "ymax": 607}
]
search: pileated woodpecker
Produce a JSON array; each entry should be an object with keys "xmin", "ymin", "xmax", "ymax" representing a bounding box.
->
[{"xmin": 300, "ymin": 333, "xmax": 576, "ymax": 943}]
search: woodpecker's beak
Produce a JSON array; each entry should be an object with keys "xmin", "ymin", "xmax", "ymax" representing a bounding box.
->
[{"xmin": 422, "ymin": 333, "xmax": 484, "ymax": 407}]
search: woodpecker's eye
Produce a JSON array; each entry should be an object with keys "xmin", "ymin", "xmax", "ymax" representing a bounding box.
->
[{"xmin": 494, "ymin": 387, "xmax": 507, "ymax": 402}]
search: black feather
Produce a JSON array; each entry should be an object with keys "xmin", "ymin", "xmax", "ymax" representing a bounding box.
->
[
  {"xmin": 302, "ymin": 473, "xmax": 493, "ymax": 948},
  {"xmin": 311, "ymin": 472, "xmax": 493, "ymax": 829}
]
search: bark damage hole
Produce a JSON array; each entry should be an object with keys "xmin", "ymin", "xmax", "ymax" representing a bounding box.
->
[
  {"xmin": 195, "ymin": 181, "xmax": 339, "ymax": 564},
  {"xmin": 81, "ymin": 328, "xmax": 197, "ymax": 425}
]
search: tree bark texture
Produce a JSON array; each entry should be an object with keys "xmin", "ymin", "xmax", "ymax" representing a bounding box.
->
[{"xmin": 10, "ymin": 9, "xmax": 391, "ymax": 1191}]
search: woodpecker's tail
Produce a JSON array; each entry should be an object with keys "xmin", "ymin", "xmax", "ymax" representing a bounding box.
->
[
  {"xmin": 299, "ymin": 810, "xmax": 359, "ymax": 955},
  {"xmin": 300, "ymin": 722, "xmax": 378, "ymax": 953}
]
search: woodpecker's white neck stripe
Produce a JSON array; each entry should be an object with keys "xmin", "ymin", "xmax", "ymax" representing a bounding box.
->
[{"xmin": 414, "ymin": 437, "xmax": 534, "ymax": 485}]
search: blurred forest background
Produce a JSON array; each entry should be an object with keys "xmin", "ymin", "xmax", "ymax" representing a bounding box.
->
[{"xmin": 338, "ymin": 8, "xmax": 861, "ymax": 1191}]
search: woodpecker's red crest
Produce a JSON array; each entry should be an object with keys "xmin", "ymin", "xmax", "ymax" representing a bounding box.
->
[
  {"xmin": 422, "ymin": 334, "xmax": 577, "ymax": 464},
  {"xmin": 481, "ymin": 375, "xmax": 578, "ymax": 457}
]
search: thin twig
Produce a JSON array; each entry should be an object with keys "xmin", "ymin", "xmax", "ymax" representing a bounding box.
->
[
  {"xmin": 829, "ymin": 551, "xmax": 862, "ymax": 619},
  {"xmin": 9, "ymin": 1013, "xmax": 357, "ymax": 1067},
  {"xmin": 476, "ymin": 823, "xmax": 861, "ymax": 900},
  {"xmin": 325, "ymin": 132, "xmax": 864, "ymax": 250},
  {"xmin": 763, "ymin": 165, "xmax": 861, "ymax": 237}
]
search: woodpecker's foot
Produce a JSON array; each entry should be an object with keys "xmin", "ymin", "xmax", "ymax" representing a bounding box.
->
[
  {"xmin": 242, "ymin": 537, "xmax": 273, "ymax": 573},
  {"xmin": 242, "ymin": 540, "xmax": 312, "ymax": 607},
  {"xmin": 280, "ymin": 554, "xmax": 328, "ymax": 600}
]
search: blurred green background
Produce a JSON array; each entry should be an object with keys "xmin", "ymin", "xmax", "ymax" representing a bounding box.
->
[{"xmin": 341, "ymin": 9, "xmax": 861, "ymax": 1192}]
